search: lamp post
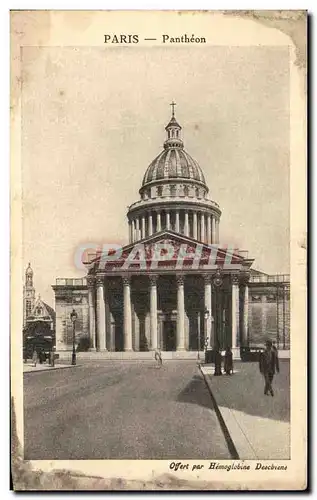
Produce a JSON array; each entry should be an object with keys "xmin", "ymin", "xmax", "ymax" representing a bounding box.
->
[
  {"xmin": 70, "ymin": 309, "xmax": 78, "ymax": 366},
  {"xmin": 198, "ymin": 308, "xmax": 209, "ymax": 361}
]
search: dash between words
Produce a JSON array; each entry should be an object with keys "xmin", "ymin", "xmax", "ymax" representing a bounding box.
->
[{"xmin": 104, "ymin": 34, "xmax": 206, "ymax": 44}]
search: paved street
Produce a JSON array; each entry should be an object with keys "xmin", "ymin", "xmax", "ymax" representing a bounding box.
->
[{"xmin": 24, "ymin": 360, "xmax": 231, "ymax": 460}]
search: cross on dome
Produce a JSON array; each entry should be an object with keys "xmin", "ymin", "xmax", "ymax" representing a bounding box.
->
[{"xmin": 170, "ymin": 100, "xmax": 176, "ymax": 117}]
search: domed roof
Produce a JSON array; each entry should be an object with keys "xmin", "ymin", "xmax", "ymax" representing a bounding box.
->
[
  {"xmin": 26, "ymin": 262, "xmax": 33, "ymax": 275},
  {"xmin": 142, "ymin": 108, "xmax": 207, "ymax": 187},
  {"xmin": 142, "ymin": 148, "xmax": 206, "ymax": 186}
]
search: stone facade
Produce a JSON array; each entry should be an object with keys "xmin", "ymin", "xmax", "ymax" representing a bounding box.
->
[{"xmin": 52, "ymin": 109, "xmax": 290, "ymax": 355}]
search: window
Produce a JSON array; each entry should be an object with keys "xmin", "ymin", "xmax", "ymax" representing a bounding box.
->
[{"xmin": 157, "ymin": 186, "xmax": 163, "ymax": 197}]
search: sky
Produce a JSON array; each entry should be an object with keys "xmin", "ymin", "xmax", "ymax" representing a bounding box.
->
[{"xmin": 21, "ymin": 45, "xmax": 290, "ymax": 306}]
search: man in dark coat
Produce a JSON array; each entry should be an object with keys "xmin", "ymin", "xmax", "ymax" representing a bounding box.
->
[{"xmin": 259, "ymin": 340, "xmax": 280, "ymax": 396}]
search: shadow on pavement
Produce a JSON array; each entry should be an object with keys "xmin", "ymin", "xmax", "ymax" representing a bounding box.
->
[
  {"xmin": 176, "ymin": 374, "xmax": 215, "ymax": 410},
  {"xmin": 207, "ymin": 361, "xmax": 290, "ymax": 423}
]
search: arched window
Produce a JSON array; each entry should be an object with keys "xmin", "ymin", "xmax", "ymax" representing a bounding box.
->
[
  {"xmin": 157, "ymin": 186, "xmax": 163, "ymax": 197},
  {"xmin": 184, "ymin": 185, "xmax": 189, "ymax": 197},
  {"xmin": 170, "ymin": 184, "xmax": 176, "ymax": 197}
]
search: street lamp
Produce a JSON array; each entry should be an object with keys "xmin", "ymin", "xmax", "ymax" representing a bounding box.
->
[
  {"xmin": 70, "ymin": 309, "xmax": 78, "ymax": 365},
  {"xmin": 198, "ymin": 308, "xmax": 209, "ymax": 361}
]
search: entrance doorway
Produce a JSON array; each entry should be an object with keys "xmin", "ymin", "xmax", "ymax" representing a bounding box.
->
[{"xmin": 163, "ymin": 320, "xmax": 176, "ymax": 351}]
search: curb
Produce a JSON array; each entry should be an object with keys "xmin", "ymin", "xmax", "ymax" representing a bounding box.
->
[
  {"xmin": 199, "ymin": 364, "xmax": 239, "ymax": 460},
  {"xmin": 23, "ymin": 364, "xmax": 82, "ymax": 375}
]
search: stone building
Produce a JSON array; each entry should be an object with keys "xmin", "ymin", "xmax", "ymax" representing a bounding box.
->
[
  {"xmin": 53, "ymin": 108, "xmax": 290, "ymax": 356},
  {"xmin": 23, "ymin": 263, "xmax": 56, "ymax": 350}
]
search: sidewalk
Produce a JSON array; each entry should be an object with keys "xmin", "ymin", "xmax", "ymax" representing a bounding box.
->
[
  {"xmin": 23, "ymin": 362, "xmax": 78, "ymax": 373},
  {"xmin": 200, "ymin": 361, "xmax": 290, "ymax": 460}
]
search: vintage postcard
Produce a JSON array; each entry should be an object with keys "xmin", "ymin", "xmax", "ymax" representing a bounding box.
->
[{"xmin": 11, "ymin": 10, "xmax": 307, "ymax": 491}]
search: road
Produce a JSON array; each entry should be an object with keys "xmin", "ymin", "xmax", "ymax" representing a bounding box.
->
[{"xmin": 24, "ymin": 360, "xmax": 231, "ymax": 460}]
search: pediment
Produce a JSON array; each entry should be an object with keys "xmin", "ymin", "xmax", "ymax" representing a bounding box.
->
[{"xmin": 90, "ymin": 230, "xmax": 250, "ymax": 273}]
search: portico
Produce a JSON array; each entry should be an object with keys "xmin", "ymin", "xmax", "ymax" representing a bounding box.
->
[{"xmin": 86, "ymin": 250, "xmax": 251, "ymax": 354}]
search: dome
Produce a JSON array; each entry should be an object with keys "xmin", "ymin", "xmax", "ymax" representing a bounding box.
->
[
  {"xmin": 26, "ymin": 263, "xmax": 33, "ymax": 276},
  {"xmin": 142, "ymin": 108, "xmax": 207, "ymax": 188},
  {"xmin": 142, "ymin": 148, "xmax": 206, "ymax": 186}
]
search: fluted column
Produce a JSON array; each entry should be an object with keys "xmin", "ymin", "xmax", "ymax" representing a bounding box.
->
[
  {"xmin": 175, "ymin": 210, "xmax": 180, "ymax": 233},
  {"xmin": 176, "ymin": 275, "xmax": 185, "ymax": 350},
  {"xmin": 129, "ymin": 220, "xmax": 133, "ymax": 244},
  {"xmin": 141, "ymin": 216, "xmax": 146, "ymax": 239},
  {"xmin": 149, "ymin": 275, "xmax": 158, "ymax": 349},
  {"xmin": 136, "ymin": 218, "xmax": 140, "ymax": 241},
  {"xmin": 166, "ymin": 211, "xmax": 170, "ymax": 230},
  {"xmin": 231, "ymin": 275, "xmax": 240, "ymax": 349},
  {"xmin": 87, "ymin": 277, "xmax": 96, "ymax": 350},
  {"xmin": 148, "ymin": 212, "xmax": 153, "ymax": 236},
  {"xmin": 207, "ymin": 214, "xmax": 212, "ymax": 244},
  {"xmin": 211, "ymin": 216, "xmax": 216, "ymax": 244},
  {"xmin": 133, "ymin": 219, "xmax": 136, "ymax": 243},
  {"xmin": 184, "ymin": 211, "xmax": 189, "ymax": 237},
  {"xmin": 216, "ymin": 218, "xmax": 220, "ymax": 244},
  {"xmin": 193, "ymin": 212, "xmax": 198, "ymax": 240},
  {"xmin": 200, "ymin": 213, "xmax": 205, "ymax": 243},
  {"xmin": 123, "ymin": 277, "xmax": 133, "ymax": 351},
  {"xmin": 204, "ymin": 275, "xmax": 213, "ymax": 348},
  {"xmin": 157, "ymin": 211, "xmax": 161, "ymax": 232},
  {"xmin": 242, "ymin": 284, "xmax": 249, "ymax": 347},
  {"xmin": 96, "ymin": 277, "xmax": 106, "ymax": 351}
]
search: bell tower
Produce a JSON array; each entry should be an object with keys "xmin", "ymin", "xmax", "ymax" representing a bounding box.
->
[{"xmin": 23, "ymin": 263, "xmax": 35, "ymax": 326}]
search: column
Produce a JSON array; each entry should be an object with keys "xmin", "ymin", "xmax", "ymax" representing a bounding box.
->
[
  {"xmin": 166, "ymin": 211, "xmax": 170, "ymax": 230},
  {"xmin": 148, "ymin": 212, "xmax": 153, "ymax": 236},
  {"xmin": 175, "ymin": 210, "xmax": 180, "ymax": 233},
  {"xmin": 211, "ymin": 216, "xmax": 216, "ymax": 244},
  {"xmin": 200, "ymin": 213, "xmax": 205, "ymax": 243},
  {"xmin": 193, "ymin": 212, "xmax": 198, "ymax": 240},
  {"xmin": 231, "ymin": 276, "xmax": 240, "ymax": 349},
  {"xmin": 207, "ymin": 214, "xmax": 212, "ymax": 245},
  {"xmin": 204, "ymin": 275, "xmax": 213, "ymax": 348},
  {"xmin": 216, "ymin": 218, "xmax": 220, "ymax": 244},
  {"xmin": 129, "ymin": 220, "xmax": 133, "ymax": 244},
  {"xmin": 149, "ymin": 275, "xmax": 158, "ymax": 349},
  {"xmin": 176, "ymin": 276, "xmax": 185, "ymax": 350},
  {"xmin": 87, "ymin": 278, "xmax": 96, "ymax": 350},
  {"xmin": 133, "ymin": 219, "xmax": 136, "ymax": 242},
  {"xmin": 184, "ymin": 211, "xmax": 189, "ymax": 237},
  {"xmin": 241, "ymin": 284, "xmax": 249, "ymax": 346},
  {"xmin": 123, "ymin": 277, "xmax": 133, "ymax": 351},
  {"xmin": 136, "ymin": 218, "xmax": 140, "ymax": 241},
  {"xmin": 157, "ymin": 211, "xmax": 161, "ymax": 232},
  {"xmin": 261, "ymin": 294, "xmax": 267, "ymax": 338},
  {"xmin": 96, "ymin": 277, "xmax": 106, "ymax": 351},
  {"xmin": 141, "ymin": 216, "xmax": 146, "ymax": 239}
]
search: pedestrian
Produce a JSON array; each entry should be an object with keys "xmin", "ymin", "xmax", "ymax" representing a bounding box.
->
[
  {"xmin": 224, "ymin": 346, "xmax": 233, "ymax": 375},
  {"xmin": 259, "ymin": 340, "xmax": 279, "ymax": 396},
  {"xmin": 154, "ymin": 349, "xmax": 163, "ymax": 368},
  {"xmin": 32, "ymin": 348, "xmax": 38, "ymax": 367},
  {"xmin": 214, "ymin": 347, "xmax": 222, "ymax": 376}
]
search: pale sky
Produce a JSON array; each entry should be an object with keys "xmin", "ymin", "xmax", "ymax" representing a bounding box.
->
[{"xmin": 21, "ymin": 45, "xmax": 290, "ymax": 306}]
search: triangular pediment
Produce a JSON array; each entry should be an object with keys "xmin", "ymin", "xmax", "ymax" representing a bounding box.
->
[
  {"xmin": 89, "ymin": 230, "xmax": 253, "ymax": 273},
  {"xmin": 27, "ymin": 296, "xmax": 55, "ymax": 323}
]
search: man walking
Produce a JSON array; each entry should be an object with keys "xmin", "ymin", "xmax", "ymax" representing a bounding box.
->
[{"xmin": 259, "ymin": 340, "xmax": 279, "ymax": 396}]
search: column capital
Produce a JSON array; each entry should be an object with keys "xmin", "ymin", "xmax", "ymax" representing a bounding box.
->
[
  {"xmin": 176, "ymin": 275, "xmax": 185, "ymax": 286},
  {"xmin": 213, "ymin": 268, "xmax": 223, "ymax": 288},
  {"xmin": 231, "ymin": 274, "xmax": 240, "ymax": 286},
  {"xmin": 87, "ymin": 276, "xmax": 95, "ymax": 288},
  {"xmin": 96, "ymin": 275, "xmax": 104, "ymax": 286},
  {"xmin": 149, "ymin": 274, "xmax": 158, "ymax": 286},
  {"xmin": 203, "ymin": 274, "xmax": 212, "ymax": 285},
  {"xmin": 122, "ymin": 276, "xmax": 131, "ymax": 286}
]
